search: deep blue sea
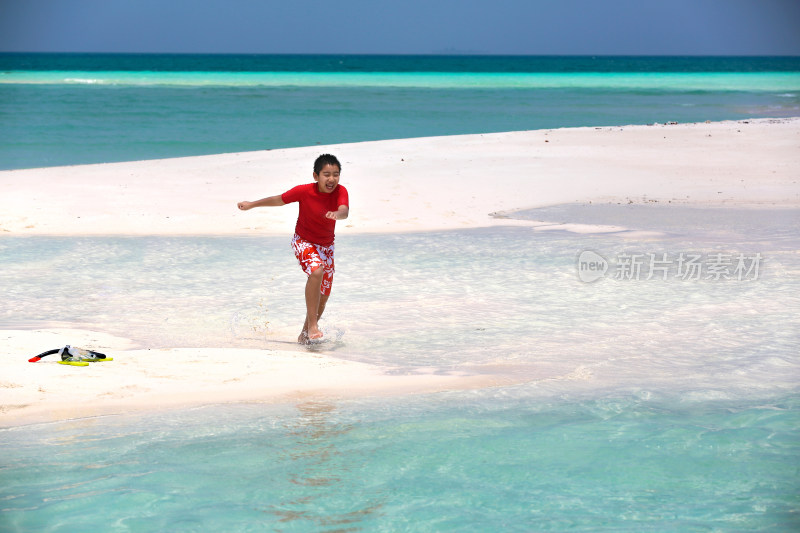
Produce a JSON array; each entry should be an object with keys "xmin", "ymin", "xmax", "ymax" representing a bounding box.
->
[
  {"xmin": 1, "ymin": 54, "xmax": 799, "ymax": 169},
  {"xmin": 1, "ymin": 55, "xmax": 799, "ymax": 531}
]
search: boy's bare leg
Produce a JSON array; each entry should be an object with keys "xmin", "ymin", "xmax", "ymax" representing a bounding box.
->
[
  {"xmin": 299, "ymin": 292, "xmax": 330, "ymax": 344},
  {"xmin": 299, "ymin": 267, "xmax": 326, "ymax": 343}
]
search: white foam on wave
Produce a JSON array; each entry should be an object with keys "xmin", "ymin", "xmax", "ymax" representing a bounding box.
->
[{"xmin": 63, "ymin": 78, "xmax": 103, "ymax": 84}]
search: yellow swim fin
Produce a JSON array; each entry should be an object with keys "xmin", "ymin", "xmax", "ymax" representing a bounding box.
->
[{"xmin": 58, "ymin": 360, "xmax": 90, "ymax": 367}]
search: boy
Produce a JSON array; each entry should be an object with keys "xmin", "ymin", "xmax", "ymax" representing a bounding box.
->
[{"xmin": 237, "ymin": 154, "xmax": 349, "ymax": 344}]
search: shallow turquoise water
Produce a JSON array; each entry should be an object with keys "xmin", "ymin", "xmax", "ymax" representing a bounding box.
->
[
  {"xmin": 2, "ymin": 393, "xmax": 798, "ymax": 531},
  {"xmin": 1, "ymin": 206, "xmax": 799, "ymax": 530},
  {"xmin": 5, "ymin": 70, "xmax": 800, "ymax": 90}
]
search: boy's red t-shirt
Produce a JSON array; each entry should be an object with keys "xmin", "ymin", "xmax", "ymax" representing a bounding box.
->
[{"xmin": 281, "ymin": 183, "xmax": 349, "ymax": 246}]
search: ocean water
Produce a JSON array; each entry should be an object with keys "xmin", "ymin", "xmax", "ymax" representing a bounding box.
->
[
  {"xmin": 2, "ymin": 394, "xmax": 798, "ymax": 531},
  {"xmin": 1, "ymin": 54, "xmax": 799, "ymax": 169},
  {"xmin": 2, "ymin": 55, "xmax": 800, "ymax": 531}
]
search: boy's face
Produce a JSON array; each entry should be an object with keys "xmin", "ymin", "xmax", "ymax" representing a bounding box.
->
[{"xmin": 314, "ymin": 163, "xmax": 341, "ymax": 194}]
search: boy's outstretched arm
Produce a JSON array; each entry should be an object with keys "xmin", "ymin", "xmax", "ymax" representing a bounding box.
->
[
  {"xmin": 325, "ymin": 205, "xmax": 349, "ymax": 220},
  {"xmin": 238, "ymin": 195, "xmax": 286, "ymax": 211}
]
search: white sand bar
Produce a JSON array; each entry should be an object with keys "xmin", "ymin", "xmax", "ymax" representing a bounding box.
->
[
  {"xmin": 2, "ymin": 118, "xmax": 799, "ymax": 426},
  {"xmin": 1, "ymin": 329, "xmax": 508, "ymax": 428},
  {"xmin": 1, "ymin": 118, "xmax": 798, "ymax": 237}
]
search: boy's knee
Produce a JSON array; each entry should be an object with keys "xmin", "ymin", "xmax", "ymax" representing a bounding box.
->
[{"xmin": 309, "ymin": 265, "xmax": 324, "ymax": 280}]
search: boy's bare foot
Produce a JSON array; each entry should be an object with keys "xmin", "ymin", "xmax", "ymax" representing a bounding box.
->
[
  {"xmin": 307, "ymin": 325, "xmax": 323, "ymax": 341},
  {"xmin": 298, "ymin": 327, "xmax": 323, "ymax": 344}
]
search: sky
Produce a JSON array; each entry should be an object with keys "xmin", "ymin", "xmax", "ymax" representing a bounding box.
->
[{"xmin": 1, "ymin": 0, "xmax": 799, "ymax": 55}]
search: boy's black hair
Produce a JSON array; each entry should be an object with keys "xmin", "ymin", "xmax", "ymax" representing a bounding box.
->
[{"xmin": 314, "ymin": 154, "xmax": 341, "ymax": 174}]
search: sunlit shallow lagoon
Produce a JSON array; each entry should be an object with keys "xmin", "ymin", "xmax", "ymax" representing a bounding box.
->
[{"xmin": 2, "ymin": 393, "xmax": 798, "ymax": 531}]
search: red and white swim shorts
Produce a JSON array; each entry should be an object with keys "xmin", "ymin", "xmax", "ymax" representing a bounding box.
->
[{"xmin": 291, "ymin": 234, "xmax": 335, "ymax": 295}]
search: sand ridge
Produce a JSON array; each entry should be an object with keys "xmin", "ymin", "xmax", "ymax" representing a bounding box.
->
[{"xmin": 1, "ymin": 118, "xmax": 798, "ymax": 237}]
